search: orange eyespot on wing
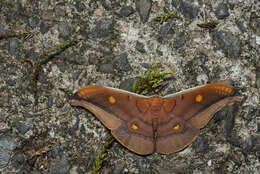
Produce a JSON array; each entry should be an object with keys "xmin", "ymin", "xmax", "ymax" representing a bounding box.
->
[
  {"xmin": 108, "ymin": 96, "xmax": 116, "ymax": 104},
  {"xmin": 173, "ymin": 124, "xmax": 181, "ymax": 131},
  {"xmin": 195, "ymin": 94, "xmax": 203, "ymax": 103},
  {"xmin": 131, "ymin": 124, "xmax": 139, "ymax": 131}
]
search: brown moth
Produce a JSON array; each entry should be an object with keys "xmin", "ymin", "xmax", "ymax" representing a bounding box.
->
[{"xmin": 69, "ymin": 82, "xmax": 242, "ymax": 155}]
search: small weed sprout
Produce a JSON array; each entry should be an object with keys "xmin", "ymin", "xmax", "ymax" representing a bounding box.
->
[
  {"xmin": 154, "ymin": 13, "xmax": 182, "ymax": 24},
  {"xmin": 92, "ymin": 138, "xmax": 114, "ymax": 174},
  {"xmin": 133, "ymin": 62, "xmax": 175, "ymax": 95}
]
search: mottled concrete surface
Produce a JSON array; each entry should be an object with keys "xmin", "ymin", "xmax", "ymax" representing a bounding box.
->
[{"xmin": 0, "ymin": 0, "xmax": 259, "ymax": 174}]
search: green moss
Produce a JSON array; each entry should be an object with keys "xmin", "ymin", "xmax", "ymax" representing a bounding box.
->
[
  {"xmin": 92, "ymin": 138, "xmax": 114, "ymax": 174},
  {"xmin": 155, "ymin": 13, "xmax": 182, "ymax": 24},
  {"xmin": 133, "ymin": 62, "xmax": 175, "ymax": 95}
]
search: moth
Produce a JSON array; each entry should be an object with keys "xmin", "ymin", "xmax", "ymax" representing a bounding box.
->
[{"xmin": 69, "ymin": 82, "xmax": 242, "ymax": 155}]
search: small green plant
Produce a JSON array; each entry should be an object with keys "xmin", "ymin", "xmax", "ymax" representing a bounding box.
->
[
  {"xmin": 92, "ymin": 138, "xmax": 114, "ymax": 174},
  {"xmin": 25, "ymin": 39, "xmax": 79, "ymax": 105},
  {"xmin": 154, "ymin": 13, "xmax": 182, "ymax": 24},
  {"xmin": 133, "ymin": 62, "xmax": 175, "ymax": 95}
]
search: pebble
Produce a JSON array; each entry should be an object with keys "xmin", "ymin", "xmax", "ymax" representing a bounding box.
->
[
  {"xmin": 156, "ymin": 49, "xmax": 163, "ymax": 56},
  {"xmin": 0, "ymin": 136, "xmax": 16, "ymax": 168},
  {"xmin": 235, "ymin": 20, "xmax": 247, "ymax": 33},
  {"xmin": 7, "ymin": 66, "xmax": 17, "ymax": 75},
  {"xmin": 119, "ymin": 77, "xmax": 140, "ymax": 92},
  {"xmin": 75, "ymin": 2, "xmax": 86, "ymax": 12},
  {"xmin": 12, "ymin": 153, "xmax": 25, "ymax": 167},
  {"xmin": 135, "ymin": 156, "xmax": 151, "ymax": 173},
  {"xmin": 0, "ymin": 67, "xmax": 4, "ymax": 74},
  {"xmin": 242, "ymin": 135, "xmax": 253, "ymax": 154},
  {"xmin": 99, "ymin": 63, "xmax": 114, "ymax": 74},
  {"xmin": 112, "ymin": 52, "xmax": 132, "ymax": 72},
  {"xmin": 0, "ymin": 55, "xmax": 5, "ymax": 64},
  {"xmin": 25, "ymin": 49, "xmax": 39, "ymax": 62},
  {"xmin": 6, "ymin": 79, "xmax": 16, "ymax": 86},
  {"xmin": 0, "ymin": 122, "xmax": 9, "ymax": 132},
  {"xmin": 119, "ymin": 6, "xmax": 135, "ymax": 17},
  {"xmin": 48, "ymin": 96, "xmax": 53, "ymax": 108},
  {"xmin": 227, "ymin": 136, "xmax": 241, "ymax": 148},
  {"xmin": 16, "ymin": 168, "xmax": 27, "ymax": 174},
  {"xmin": 215, "ymin": 3, "xmax": 230, "ymax": 19},
  {"xmin": 135, "ymin": 0, "xmax": 152, "ymax": 23},
  {"xmin": 224, "ymin": 104, "xmax": 238, "ymax": 137},
  {"xmin": 157, "ymin": 19, "xmax": 176, "ymax": 43},
  {"xmin": 214, "ymin": 30, "xmax": 241, "ymax": 58},
  {"xmin": 9, "ymin": 39, "xmax": 19, "ymax": 56},
  {"xmin": 38, "ymin": 73, "xmax": 48, "ymax": 84},
  {"xmin": 19, "ymin": 99, "xmax": 32, "ymax": 106},
  {"xmin": 242, "ymin": 107, "xmax": 257, "ymax": 120},
  {"xmin": 50, "ymin": 146, "xmax": 59, "ymax": 158},
  {"xmin": 192, "ymin": 137, "xmax": 209, "ymax": 153},
  {"xmin": 166, "ymin": 88, "xmax": 177, "ymax": 95},
  {"xmin": 49, "ymin": 157, "xmax": 70, "ymax": 174},
  {"xmin": 90, "ymin": 19, "xmax": 114, "ymax": 39},
  {"xmin": 80, "ymin": 125, "xmax": 86, "ymax": 139},
  {"xmin": 55, "ymin": 5, "xmax": 66, "ymax": 17},
  {"xmin": 173, "ymin": 31, "xmax": 186, "ymax": 49},
  {"xmin": 179, "ymin": 0, "xmax": 198, "ymax": 19},
  {"xmin": 55, "ymin": 98, "xmax": 65, "ymax": 108},
  {"xmin": 88, "ymin": 53, "xmax": 99, "ymax": 65},
  {"xmin": 214, "ymin": 106, "xmax": 229, "ymax": 122},
  {"xmin": 15, "ymin": 121, "xmax": 33, "ymax": 135},
  {"xmin": 249, "ymin": 12, "xmax": 260, "ymax": 36},
  {"xmin": 0, "ymin": 93, "xmax": 9, "ymax": 107},
  {"xmin": 28, "ymin": 16, "xmax": 39, "ymax": 29},
  {"xmin": 40, "ymin": 22, "xmax": 49, "ymax": 34},
  {"xmin": 0, "ymin": 24, "xmax": 6, "ymax": 35},
  {"xmin": 23, "ymin": 113, "xmax": 34, "ymax": 118},
  {"xmin": 58, "ymin": 22, "xmax": 71, "ymax": 38},
  {"xmin": 112, "ymin": 165, "xmax": 125, "ymax": 174},
  {"xmin": 69, "ymin": 115, "xmax": 80, "ymax": 136},
  {"xmin": 42, "ymin": 40, "xmax": 53, "ymax": 49},
  {"xmin": 256, "ymin": 35, "xmax": 260, "ymax": 45},
  {"xmin": 135, "ymin": 41, "xmax": 146, "ymax": 53},
  {"xmin": 57, "ymin": 63, "xmax": 67, "ymax": 73}
]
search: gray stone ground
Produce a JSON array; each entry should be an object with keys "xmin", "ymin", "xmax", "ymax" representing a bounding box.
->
[{"xmin": 0, "ymin": 0, "xmax": 260, "ymax": 173}]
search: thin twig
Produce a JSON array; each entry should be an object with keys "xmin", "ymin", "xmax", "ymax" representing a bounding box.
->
[{"xmin": 24, "ymin": 39, "xmax": 79, "ymax": 105}]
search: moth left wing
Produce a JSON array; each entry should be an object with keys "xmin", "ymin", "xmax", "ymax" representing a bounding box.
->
[
  {"xmin": 162, "ymin": 82, "xmax": 242, "ymax": 129},
  {"xmin": 69, "ymin": 85, "xmax": 155, "ymax": 155},
  {"xmin": 155, "ymin": 82, "xmax": 242, "ymax": 154}
]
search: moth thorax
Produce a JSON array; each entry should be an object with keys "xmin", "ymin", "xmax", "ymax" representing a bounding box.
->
[{"xmin": 150, "ymin": 98, "xmax": 163, "ymax": 116}]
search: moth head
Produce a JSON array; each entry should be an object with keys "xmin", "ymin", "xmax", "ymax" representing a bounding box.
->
[{"xmin": 69, "ymin": 92, "xmax": 83, "ymax": 106}]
